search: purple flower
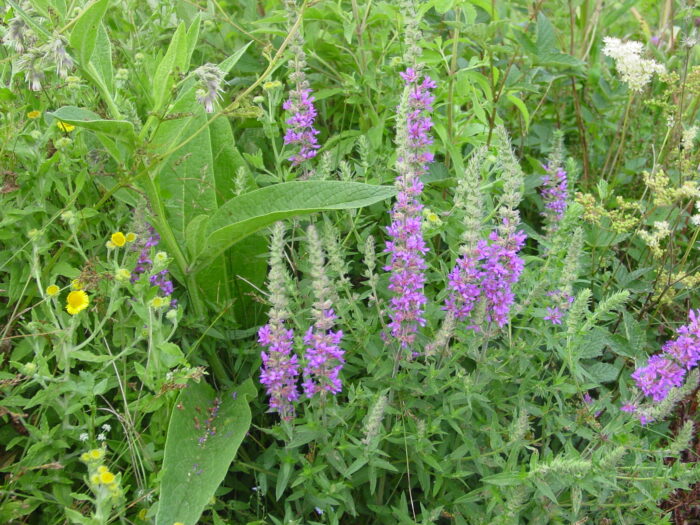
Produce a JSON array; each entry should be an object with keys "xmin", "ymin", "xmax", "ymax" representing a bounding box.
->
[
  {"xmin": 283, "ymin": 88, "xmax": 320, "ymax": 165},
  {"xmin": 385, "ymin": 68, "xmax": 435, "ymax": 349},
  {"xmin": 259, "ymin": 323, "xmax": 299, "ymax": 420},
  {"xmin": 631, "ymin": 355, "xmax": 686, "ymax": 402},
  {"xmin": 544, "ymin": 306, "xmax": 563, "ymax": 325},
  {"xmin": 539, "ymin": 164, "xmax": 568, "ymax": 232},
  {"xmin": 629, "ymin": 310, "xmax": 700, "ymax": 405},
  {"xmin": 444, "ymin": 222, "xmax": 526, "ymax": 329},
  {"xmin": 302, "ymin": 309, "xmax": 345, "ymax": 397},
  {"xmin": 620, "ymin": 403, "xmax": 637, "ymax": 413}
]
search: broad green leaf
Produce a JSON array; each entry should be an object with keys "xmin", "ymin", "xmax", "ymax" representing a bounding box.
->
[
  {"xmin": 194, "ymin": 182, "xmax": 396, "ymax": 270},
  {"xmin": 90, "ymin": 23, "xmax": 114, "ymax": 96},
  {"xmin": 153, "ymin": 22, "xmax": 187, "ymax": 112},
  {"xmin": 69, "ymin": 0, "xmax": 109, "ymax": 66},
  {"xmin": 155, "ymin": 379, "xmax": 255, "ymax": 525},
  {"xmin": 48, "ymin": 107, "xmax": 136, "ymax": 144}
]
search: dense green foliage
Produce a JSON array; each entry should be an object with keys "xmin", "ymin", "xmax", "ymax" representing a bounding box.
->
[{"xmin": 1, "ymin": 0, "xmax": 700, "ymax": 524}]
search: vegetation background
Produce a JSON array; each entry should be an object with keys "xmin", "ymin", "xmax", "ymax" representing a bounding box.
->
[{"xmin": 1, "ymin": 0, "xmax": 700, "ymax": 524}]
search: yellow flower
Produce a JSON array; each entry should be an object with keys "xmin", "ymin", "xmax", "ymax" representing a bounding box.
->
[
  {"xmin": 99, "ymin": 471, "xmax": 116, "ymax": 484},
  {"xmin": 263, "ymin": 80, "xmax": 282, "ymax": 91},
  {"xmin": 89, "ymin": 448, "xmax": 104, "ymax": 460},
  {"xmin": 27, "ymin": 110, "xmax": 41, "ymax": 119},
  {"xmin": 66, "ymin": 290, "xmax": 89, "ymax": 315},
  {"xmin": 111, "ymin": 232, "xmax": 126, "ymax": 247},
  {"xmin": 46, "ymin": 284, "xmax": 60, "ymax": 297},
  {"xmin": 125, "ymin": 232, "xmax": 137, "ymax": 242},
  {"xmin": 115, "ymin": 268, "xmax": 131, "ymax": 282},
  {"xmin": 80, "ymin": 452, "xmax": 90, "ymax": 462},
  {"xmin": 91, "ymin": 474, "xmax": 100, "ymax": 485},
  {"xmin": 97, "ymin": 465, "xmax": 109, "ymax": 474},
  {"xmin": 71, "ymin": 279, "xmax": 83, "ymax": 290},
  {"xmin": 56, "ymin": 121, "xmax": 75, "ymax": 132},
  {"xmin": 150, "ymin": 296, "xmax": 167, "ymax": 309}
]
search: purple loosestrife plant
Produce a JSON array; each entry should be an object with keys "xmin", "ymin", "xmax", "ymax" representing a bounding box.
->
[
  {"xmin": 302, "ymin": 225, "xmax": 345, "ymax": 397},
  {"xmin": 282, "ymin": 0, "xmax": 320, "ymax": 166},
  {"xmin": 385, "ymin": 67, "xmax": 435, "ymax": 349},
  {"xmin": 258, "ymin": 223, "xmax": 299, "ymax": 420},
  {"xmin": 630, "ymin": 310, "xmax": 700, "ymax": 404}
]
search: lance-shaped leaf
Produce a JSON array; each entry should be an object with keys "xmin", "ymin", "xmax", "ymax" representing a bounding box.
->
[
  {"xmin": 155, "ymin": 379, "xmax": 255, "ymax": 525},
  {"xmin": 48, "ymin": 107, "xmax": 136, "ymax": 144},
  {"xmin": 192, "ymin": 181, "xmax": 396, "ymax": 271}
]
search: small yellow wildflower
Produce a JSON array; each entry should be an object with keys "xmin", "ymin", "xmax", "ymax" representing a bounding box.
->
[
  {"xmin": 150, "ymin": 296, "xmax": 167, "ymax": 309},
  {"xmin": 89, "ymin": 448, "xmax": 104, "ymax": 460},
  {"xmin": 80, "ymin": 452, "xmax": 90, "ymax": 462},
  {"xmin": 99, "ymin": 471, "xmax": 116, "ymax": 484},
  {"xmin": 106, "ymin": 241, "xmax": 116, "ymax": 249},
  {"xmin": 66, "ymin": 290, "xmax": 89, "ymax": 315},
  {"xmin": 125, "ymin": 232, "xmax": 137, "ymax": 242},
  {"xmin": 97, "ymin": 465, "xmax": 109, "ymax": 474},
  {"xmin": 56, "ymin": 121, "xmax": 75, "ymax": 132},
  {"xmin": 46, "ymin": 284, "xmax": 60, "ymax": 297},
  {"xmin": 263, "ymin": 80, "xmax": 282, "ymax": 91},
  {"xmin": 91, "ymin": 474, "xmax": 100, "ymax": 485},
  {"xmin": 71, "ymin": 279, "xmax": 83, "ymax": 290},
  {"xmin": 154, "ymin": 251, "xmax": 168, "ymax": 264},
  {"xmin": 115, "ymin": 268, "xmax": 131, "ymax": 282},
  {"xmin": 27, "ymin": 110, "xmax": 41, "ymax": 119},
  {"xmin": 111, "ymin": 232, "xmax": 126, "ymax": 247}
]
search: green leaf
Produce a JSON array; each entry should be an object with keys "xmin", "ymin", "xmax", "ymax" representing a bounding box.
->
[
  {"xmin": 48, "ymin": 106, "xmax": 136, "ymax": 143},
  {"xmin": 194, "ymin": 182, "xmax": 396, "ymax": 270},
  {"xmin": 506, "ymin": 93, "xmax": 530, "ymax": 132},
  {"xmin": 586, "ymin": 362, "xmax": 620, "ymax": 384},
  {"xmin": 155, "ymin": 379, "xmax": 255, "ymax": 525},
  {"xmin": 90, "ymin": 23, "xmax": 114, "ymax": 96},
  {"xmin": 69, "ymin": 0, "xmax": 110, "ymax": 67},
  {"xmin": 184, "ymin": 14, "xmax": 202, "ymax": 72},
  {"xmin": 153, "ymin": 22, "xmax": 188, "ymax": 112},
  {"xmin": 218, "ymin": 42, "xmax": 253, "ymax": 74}
]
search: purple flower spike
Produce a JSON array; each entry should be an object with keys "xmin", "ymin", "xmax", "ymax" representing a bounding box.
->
[
  {"xmin": 259, "ymin": 324, "xmax": 299, "ymax": 420},
  {"xmin": 445, "ymin": 222, "xmax": 526, "ymax": 329},
  {"xmin": 283, "ymin": 88, "xmax": 320, "ymax": 165},
  {"xmin": 539, "ymin": 163, "xmax": 568, "ymax": 233},
  {"xmin": 628, "ymin": 310, "xmax": 700, "ymax": 407},
  {"xmin": 302, "ymin": 308, "xmax": 345, "ymax": 397},
  {"xmin": 385, "ymin": 67, "xmax": 435, "ymax": 349}
]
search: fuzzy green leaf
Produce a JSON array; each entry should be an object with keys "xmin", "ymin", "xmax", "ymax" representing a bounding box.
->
[{"xmin": 155, "ymin": 379, "xmax": 255, "ymax": 525}]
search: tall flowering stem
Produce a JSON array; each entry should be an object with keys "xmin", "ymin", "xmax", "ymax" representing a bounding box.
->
[
  {"xmin": 302, "ymin": 225, "xmax": 344, "ymax": 397},
  {"xmin": 282, "ymin": 0, "xmax": 320, "ymax": 166},
  {"xmin": 385, "ymin": 67, "xmax": 435, "ymax": 350},
  {"xmin": 539, "ymin": 164, "xmax": 568, "ymax": 233},
  {"xmin": 258, "ymin": 223, "xmax": 299, "ymax": 420},
  {"xmin": 444, "ymin": 128, "xmax": 527, "ymax": 331},
  {"xmin": 630, "ymin": 310, "xmax": 700, "ymax": 404}
]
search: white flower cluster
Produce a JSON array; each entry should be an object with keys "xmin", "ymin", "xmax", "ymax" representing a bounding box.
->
[
  {"xmin": 691, "ymin": 202, "xmax": 700, "ymax": 227},
  {"xmin": 602, "ymin": 37, "xmax": 666, "ymax": 92},
  {"xmin": 682, "ymin": 125, "xmax": 698, "ymax": 151}
]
